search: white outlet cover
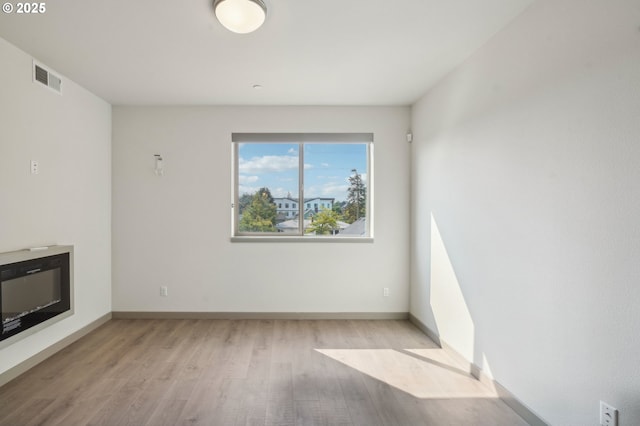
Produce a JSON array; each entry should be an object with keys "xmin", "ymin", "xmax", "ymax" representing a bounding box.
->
[{"xmin": 600, "ymin": 401, "xmax": 618, "ymax": 426}]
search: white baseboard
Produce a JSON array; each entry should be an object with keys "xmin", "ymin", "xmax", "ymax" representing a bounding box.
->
[
  {"xmin": 408, "ymin": 313, "xmax": 548, "ymax": 426},
  {"xmin": 112, "ymin": 311, "xmax": 409, "ymax": 320},
  {"xmin": 0, "ymin": 312, "xmax": 112, "ymax": 388}
]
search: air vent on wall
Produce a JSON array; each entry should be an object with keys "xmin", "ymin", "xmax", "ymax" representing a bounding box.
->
[{"xmin": 33, "ymin": 61, "xmax": 62, "ymax": 94}]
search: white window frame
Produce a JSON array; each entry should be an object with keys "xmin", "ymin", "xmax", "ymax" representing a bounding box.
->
[{"xmin": 231, "ymin": 133, "xmax": 373, "ymax": 242}]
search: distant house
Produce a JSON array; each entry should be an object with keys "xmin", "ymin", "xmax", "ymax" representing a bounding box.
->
[
  {"xmin": 272, "ymin": 197, "xmax": 298, "ymax": 219},
  {"xmin": 276, "ymin": 218, "xmax": 311, "ymax": 233},
  {"xmin": 272, "ymin": 197, "xmax": 334, "ymax": 219},
  {"xmin": 303, "ymin": 198, "xmax": 334, "ymax": 214}
]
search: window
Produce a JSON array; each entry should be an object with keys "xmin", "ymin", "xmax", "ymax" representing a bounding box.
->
[{"xmin": 233, "ymin": 133, "xmax": 372, "ymax": 238}]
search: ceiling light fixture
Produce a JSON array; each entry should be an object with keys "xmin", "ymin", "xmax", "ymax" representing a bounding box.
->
[{"xmin": 213, "ymin": 0, "xmax": 267, "ymax": 34}]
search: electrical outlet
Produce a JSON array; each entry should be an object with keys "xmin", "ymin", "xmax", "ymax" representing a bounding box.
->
[
  {"xmin": 600, "ymin": 401, "xmax": 618, "ymax": 426},
  {"xmin": 160, "ymin": 286, "xmax": 168, "ymax": 297},
  {"xmin": 30, "ymin": 160, "xmax": 39, "ymax": 175},
  {"xmin": 383, "ymin": 287, "xmax": 389, "ymax": 297}
]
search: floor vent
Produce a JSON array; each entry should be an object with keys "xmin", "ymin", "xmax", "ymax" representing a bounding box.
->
[{"xmin": 33, "ymin": 61, "xmax": 62, "ymax": 94}]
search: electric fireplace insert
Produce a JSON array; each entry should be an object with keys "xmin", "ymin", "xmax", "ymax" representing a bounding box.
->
[{"xmin": 0, "ymin": 246, "xmax": 73, "ymax": 346}]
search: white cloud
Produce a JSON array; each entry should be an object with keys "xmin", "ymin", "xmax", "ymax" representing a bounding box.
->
[
  {"xmin": 239, "ymin": 155, "xmax": 298, "ymax": 174},
  {"xmin": 239, "ymin": 185, "xmax": 290, "ymax": 198},
  {"xmin": 271, "ymin": 187, "xmax": 288, "ymax": 197},
  {"xmin": 306, "ymin": 181, "xmax": 350, "ymax": 201},
  {"xmin": 345, "ymin": 172, "xmax": 367, "ymax": 182},
  {"xmin": 239, "ymin": 185, "xmax": 259, "ymax": 195},
  {"xmin": 323, "ymin": 183, "xmax": 350, "ymax": 197},
  {"xmin": 304, "ymin": 172, "xmax": 368, "ymax": 200},
  {"xmin": 238, "ymin": 175, "xmax": 259, "ymax": 184}
]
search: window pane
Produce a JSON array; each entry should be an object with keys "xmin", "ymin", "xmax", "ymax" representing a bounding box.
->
[
  {"xmin": 234, "ymin": 139, "xmax": 370, "ymax": 238},
  {"xmin": 303, "ymin": 143, "xmax": 368, "ymax": 236},
  {"xmin": 237, "ymin": 143, "xmax": 299, "ymax": 234}
]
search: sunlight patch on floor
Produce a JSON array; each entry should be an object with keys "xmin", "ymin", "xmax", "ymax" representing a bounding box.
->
[{"xmin": 316, "ymin": 348, "xmax": 497, "ymax": 399}]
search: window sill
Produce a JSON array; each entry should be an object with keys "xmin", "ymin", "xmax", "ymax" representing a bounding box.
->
[{"xmin": 230, "ymin": 236, "xmax": 374, "ymax": 243}]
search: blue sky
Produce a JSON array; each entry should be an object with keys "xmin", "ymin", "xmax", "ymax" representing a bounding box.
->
[{"xmin": 238, "ymin": 143, "xmax": 367, "ymax": 201}]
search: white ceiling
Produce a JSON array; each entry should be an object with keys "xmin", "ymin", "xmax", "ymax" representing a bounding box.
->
[{"xmin": 0, "ymin": 0, "xmax": 533, "ymax": 106}]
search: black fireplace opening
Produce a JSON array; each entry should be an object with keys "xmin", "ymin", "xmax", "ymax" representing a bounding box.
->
[{"xmin": 1, "ymin": 252, "xmax": 71, "ymax": 342}]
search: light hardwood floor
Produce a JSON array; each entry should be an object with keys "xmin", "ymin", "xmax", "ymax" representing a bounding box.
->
[{"xmin": 0, "ymin": 319, "xmax": 528, "ymax": 425}]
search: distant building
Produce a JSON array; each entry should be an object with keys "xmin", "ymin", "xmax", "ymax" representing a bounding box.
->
[
  {"xmin": 272, "ymin": 197, "xmax": 335, "ymax": 218},
  {"xmin": 273, "ymin": 197, "xmax": 298, "ymax": 218},
  {"xmin": 276, "ymin": 218, "xmax": 310, "ymax": 233}
]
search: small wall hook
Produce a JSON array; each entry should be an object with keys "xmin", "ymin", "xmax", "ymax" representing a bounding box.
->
[{"xmin": 154, "ymin": 154, "xmax": 164, "ymax": 176}]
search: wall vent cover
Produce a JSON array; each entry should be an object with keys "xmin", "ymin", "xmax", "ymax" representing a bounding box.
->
[{"xmin": 33, "ymin": 61, "xmax": 62, "ymax": 94}]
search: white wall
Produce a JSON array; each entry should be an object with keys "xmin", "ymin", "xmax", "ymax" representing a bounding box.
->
[
  {"xmin": 0, "ymin": 38, "xmax": 112, "ymax": 375},
  {"xmin": 410, "ymin": 1, "xmax": 640, "ymax": 425},
  {"xmin": 112, "ymin": 106, "xmax": 410, "ymax": 313}
]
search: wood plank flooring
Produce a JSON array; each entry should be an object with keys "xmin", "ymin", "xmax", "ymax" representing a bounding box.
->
[{"xmin": 0, "ymin": 320, "xmax": 529, "ymax": 425}]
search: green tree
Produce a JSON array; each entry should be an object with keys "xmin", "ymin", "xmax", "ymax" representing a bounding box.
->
[
  {"xmin": 239, "ymin": 188, "xmax": 277, "ymax": 232},
  {"xmin": 307, "ymin": 209, "xmax": 340, "ymax": 235},
  {"xmin": 332, "ymin": 201, "xmax": 345, "ymax": 216},
  {"xmin": 256, "ymin": 187, "xmax": 275, "ymax": 204},
  {"xmin": 237, "ymin": 193, "xmax": 253, "ymax": 216},
  {"xmin": 344, "ymin": 170, "xmax": 366, "ymax": 223}
]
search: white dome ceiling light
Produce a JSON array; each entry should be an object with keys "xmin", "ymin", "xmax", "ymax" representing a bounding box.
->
[{"xmin": 213, "ymin": 0, "xmax": 267, "ymax": 34}]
